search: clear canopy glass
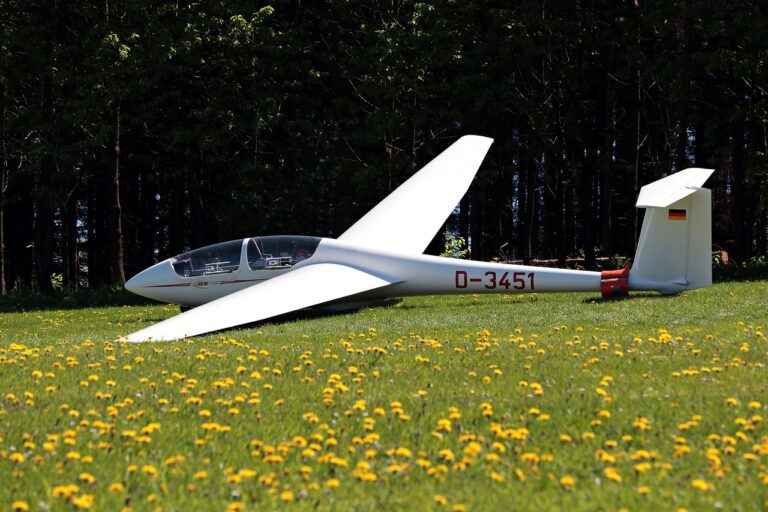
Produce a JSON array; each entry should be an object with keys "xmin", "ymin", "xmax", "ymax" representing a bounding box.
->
[
  {"xmin": 171, "ymin": 236, "xmax": 321, "ymax": 277},
  {"xmin": 171, "ymin": 239, "xmax": 243, "ymax": 277},
  {"xmin": 247, "ymin": 236, "xmax": 320, "ymax": 270}
]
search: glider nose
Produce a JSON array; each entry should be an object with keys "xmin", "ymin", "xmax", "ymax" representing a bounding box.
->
[
  {"xmin": 124, "ymin": 260, "xmax": 173, "ymax": 299},
  {"xmin": 125, "ymin": 274, "xmax": 140, "ymax": 294}
]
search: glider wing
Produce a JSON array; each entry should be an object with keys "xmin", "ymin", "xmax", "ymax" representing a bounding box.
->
[
  {"xmin": 338, "ymin": 135, "xmax": 493, "ymax": 254},
  {"xmin": 122, "ymin": 263, "xmax": 395, "ymax": 342}
]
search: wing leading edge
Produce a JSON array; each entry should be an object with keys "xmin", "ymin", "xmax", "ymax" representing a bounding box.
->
[
  {"xmin": 121, "ymin": 263, "xmax": 395, "ymax": 342},
  {"xmin": 338, "ymin": 135, "xmax": 493, "ymax": 254}
]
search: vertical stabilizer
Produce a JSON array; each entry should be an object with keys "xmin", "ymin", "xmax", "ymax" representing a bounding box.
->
[{"xmin": 629, "ymin": 168, "xmax": 713, "ymax": 294}]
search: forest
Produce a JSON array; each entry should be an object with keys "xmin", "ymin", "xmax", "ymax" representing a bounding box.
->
[{"xmin": 1, "ymin": 0, "xmax": 766, "ymax": 293}]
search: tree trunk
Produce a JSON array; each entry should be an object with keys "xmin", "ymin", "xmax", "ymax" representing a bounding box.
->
[
  {"xmin": 515, "ymin": 142, "xmax": 527, "ymax": 262},
  {"xmin": 33, "ymin": 155, "xmax": 55, "ymax": 293},
  {"xmin": 61, "ymin": 194, "xmax": 79, "ymax": 290},
  {"xmin": 109, "ymin": 99, "xmax": 126, "ymax": 285},
  {"xmin": 0, "ymin": 112, "xmax": 7, "ymax": 295}
]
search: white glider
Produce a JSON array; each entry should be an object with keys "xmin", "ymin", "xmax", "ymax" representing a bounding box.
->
[{"xmin": 123, "ymin": 135, "xmax": 714, "ymax": 342}]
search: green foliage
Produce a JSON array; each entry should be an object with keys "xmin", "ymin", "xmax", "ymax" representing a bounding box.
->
[{"xmin": 440, "ymin": 232, "xmax": 469, "ymax": 259}]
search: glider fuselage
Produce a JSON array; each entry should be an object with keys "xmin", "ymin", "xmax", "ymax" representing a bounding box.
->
[{"xmin": 127, "ymin": 237, "xmax": 602, "ymax": 308}]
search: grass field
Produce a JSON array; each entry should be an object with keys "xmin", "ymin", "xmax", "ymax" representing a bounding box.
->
[{"xmin": 1, "ymin": 281, "xmax": 766, "ymax": 511}]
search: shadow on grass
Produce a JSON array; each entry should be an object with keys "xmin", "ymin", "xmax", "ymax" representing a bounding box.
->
[
  {"xmin": 128, "ymin": 298, "xmax": 404, "ymax": 334},
  {"xmin": 582, "ymin": 292, "xmax": 679, "ymax": 305},
  {"xmin": 242, "ymin": 298, "xmax": 404, "ymax": 329}
]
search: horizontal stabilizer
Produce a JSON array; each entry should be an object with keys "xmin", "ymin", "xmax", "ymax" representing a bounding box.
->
[
  {"xmin": 121, "ymin": 263, "xmax": 394, "ymax": 342},
  {"xmin": 636, "ymin": 167, "xmax": 714, "ymax": 208}
]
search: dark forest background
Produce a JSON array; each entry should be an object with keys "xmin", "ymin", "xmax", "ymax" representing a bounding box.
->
[{"xmin": 1, "ymin": 0, "xmax": 766, "ymax": 293}]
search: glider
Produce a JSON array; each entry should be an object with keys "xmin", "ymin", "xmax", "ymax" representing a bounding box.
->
[{"xmin": 123, "ymin": 135, "xmax": 713, "ymax": 342}]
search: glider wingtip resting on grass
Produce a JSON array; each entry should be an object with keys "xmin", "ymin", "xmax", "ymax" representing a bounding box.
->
[{"xmin": 121, "ymin": 135, "xmax": 714, "ymax": 342}]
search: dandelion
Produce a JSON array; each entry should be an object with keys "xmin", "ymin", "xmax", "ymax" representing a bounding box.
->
[
  {"xmin": 560, "ymin": 475, "xmax": 576, "ymax": 487},
  {"xmin": 395, "ymin": 447, "xmax": 412, "ymax": 458},
  {"xmin": 141, "ymin": 465, "xmax": 158, "ymax": 477},
  {"xmin": 434, "ymin": 495, "xmax": 449, "ymax": 506},
  {"xmin": 79, "ymin": 472, "xmax": 96, "ymax": 484},
  {"xmin": 72, "ymin": 494, "xmax": 95, "ymax": 509},
  {"xmin": 52, "ymin": 485, "xmax": 80, "ymax": 499},
  {"xmin": 691, "ymin": 479, "xmax": 711, "ymax": 491},
  {"xmin": 604, "ymin": 467, "xmax": 622, "ymax": 482},
  {"xmin": 11, "ymin": 502, "xmax": 29, "ymax": 512}
]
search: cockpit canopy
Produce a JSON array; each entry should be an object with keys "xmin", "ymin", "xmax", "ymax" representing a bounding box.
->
[{"xmin": 171, "ymin": 236, "xmax": 321, "ymax": 277}]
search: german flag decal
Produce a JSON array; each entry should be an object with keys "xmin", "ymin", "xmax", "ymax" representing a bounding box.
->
[{"xmin": 668, "ymin": 209, "xmax": 687, "ymax": 221}]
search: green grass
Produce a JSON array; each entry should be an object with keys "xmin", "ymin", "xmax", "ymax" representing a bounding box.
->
[{"xmin": 1, "ymin": 282, "xmax": 766, "ymax": 511}]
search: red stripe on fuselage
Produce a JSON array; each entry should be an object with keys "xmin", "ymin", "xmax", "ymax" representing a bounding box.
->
[{"xmin": 146, "ymin": 279, "xmax": 265, "ymax": 288}]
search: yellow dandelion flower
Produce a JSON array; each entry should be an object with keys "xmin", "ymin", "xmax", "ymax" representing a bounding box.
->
[
  {"xmin": 634, "ymin": 462, "xmax": 651, "ymax": 473},
  {"xmin": 325, "ymin": 478, "xmax": 340, "ymax": 489},
  {"xmin": 691, "ymin": 478, "xmax": 711, "ymax": 491},
  {"xmin": 11, "ymin": 501, "xmax": 29, "ymax": 512},
  {"xmin": 395, "ymin": 447, "xmax": 412, "ymax": 458},
  {"xmin": 52, "ymin": 485, "xmax": 80, "ymax": 499},
  {"xmin": 560, "ymin": 475, "xmax": 576, "ymax": 487},
  {"xmin": 79, "ymin": 472, "xmax": 96, "ymax": 484},
  {"xmin": 71, "ymin": 494, "xmax": 95, "ymax": 509},
  {"xmin": 141, "ymin": 465, "xmax": 158, "ymax": 477},
  {"xmin": 464, "ymin": 442, "xmax": 482, "ymax": 457},
  {"xmin": 604, "ymin": 467, "xmax": 622, "ymax": 482},
  {"xmin": 280, "ymin": 490, "xmax": 294, "ymax": 502},
  {"xmin": 109, "ymin": 482, "xmax": 125, "ymax": 493},
  {"xmin": 434, "ymin": 495, "xmax": 449, "ymax": 506}
]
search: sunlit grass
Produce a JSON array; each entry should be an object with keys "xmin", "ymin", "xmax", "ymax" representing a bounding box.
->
[{"xmin": 1, "ymin": 281, "xmax": 766, "ymax": 510}]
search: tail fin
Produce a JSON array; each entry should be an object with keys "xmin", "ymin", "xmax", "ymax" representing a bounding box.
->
[{"xmin": 629, "ymin": 168, "xmax": 714, "ymax": 294}]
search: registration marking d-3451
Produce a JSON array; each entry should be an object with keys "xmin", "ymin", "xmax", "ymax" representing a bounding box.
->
[{"xmin": 454, "ymin": 270, "xmax": 535, "ymax": 290}]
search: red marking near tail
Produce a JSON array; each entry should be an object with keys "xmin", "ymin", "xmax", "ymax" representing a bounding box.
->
[{"xmin": 600, "ymin": 266, "xmax": 630, "ymax": 298}]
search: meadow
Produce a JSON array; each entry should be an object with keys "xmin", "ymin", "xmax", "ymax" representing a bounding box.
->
[{"xmin": 0, "ymin": 281, "xmax": 766, "ymax": 511}]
